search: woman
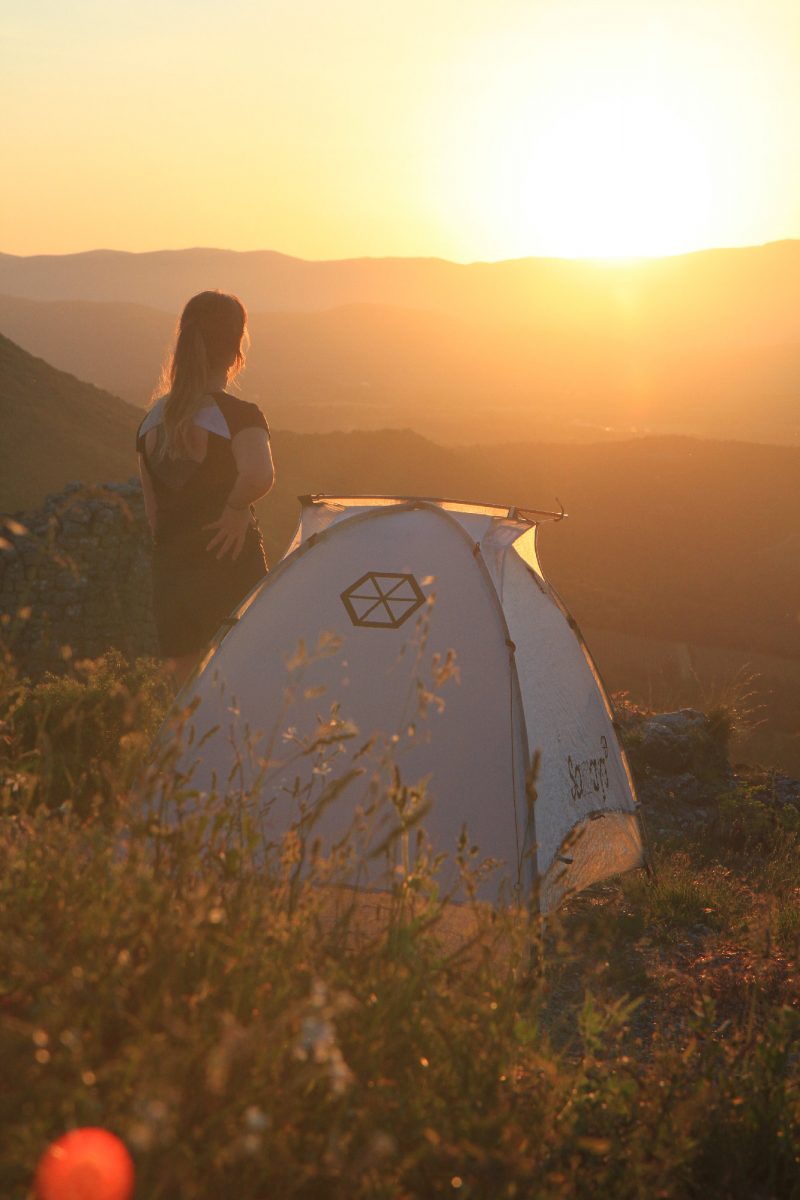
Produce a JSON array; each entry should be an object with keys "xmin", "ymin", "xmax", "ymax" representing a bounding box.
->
[{"xmin": 136, "ymin": 290, "xmax": 274, "ymax": 688}]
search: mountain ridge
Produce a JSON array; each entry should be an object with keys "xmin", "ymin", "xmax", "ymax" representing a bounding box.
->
[
  {"xmin": 3, "ymin": 241, "xmax": 800, "ymax": 349},
  {"xmin": 1, "ymin": 290, "xmax": 798, "ymax": 446}
]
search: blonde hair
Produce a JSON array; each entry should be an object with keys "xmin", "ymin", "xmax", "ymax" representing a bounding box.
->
[{"xmin": 152, "ymin": 290, "xmax": 248, "ymax": 461}]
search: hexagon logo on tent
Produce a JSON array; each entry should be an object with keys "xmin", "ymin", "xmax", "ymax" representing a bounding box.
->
[{"xmin": 341, "ymin": 571, "xmax": 426, "ymax": 629}]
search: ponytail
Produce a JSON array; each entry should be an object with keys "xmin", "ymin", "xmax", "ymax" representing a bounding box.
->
[{"xmin": 151, "ymin": 291, "xmax": 247, "ymax": 462}]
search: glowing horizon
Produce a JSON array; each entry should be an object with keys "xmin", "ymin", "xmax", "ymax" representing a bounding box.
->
[
  {"xmin": 2, "ymin": 236, "xmax": 795, "ymax": 267},
  {"xmin": 4, "ymin": 0, "xmax": 800, "ymax": 262}
]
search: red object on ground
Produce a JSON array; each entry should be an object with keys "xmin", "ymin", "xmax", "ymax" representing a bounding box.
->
[{"xmin": 34, "ymin": 1128, "xmax": 134, "ymax": 1200}]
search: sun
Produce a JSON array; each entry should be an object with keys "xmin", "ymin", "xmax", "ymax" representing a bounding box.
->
[
  {"xmin": 431, "ymin": 23, "xmax": 718, "ymax": 261},
  {"xmin": 447, "ymin": 90, "xmax": 713, "ymax": 261},
  {"xmin": 526, "ymin": 96, "xmax": 713, "ymax": 259}
]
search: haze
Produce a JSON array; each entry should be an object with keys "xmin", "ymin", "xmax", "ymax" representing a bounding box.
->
[{"xmin": 4, "ymin": 0, "xmax": 800, "ymax": 260}]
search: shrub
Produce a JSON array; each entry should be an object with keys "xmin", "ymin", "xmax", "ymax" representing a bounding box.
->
[
  {"xmin": 1, "ymin": 677, "xmax": 798, "ymax": 1198},
  {"xmin": 0, "ymin": 652, "xmax": 171, "ymax": 815},
  {"xmin": 711, "ymin": 780, "xmax": 800, "ymax": 855}
]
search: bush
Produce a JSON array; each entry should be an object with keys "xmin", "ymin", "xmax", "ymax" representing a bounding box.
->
[
  {"xmin": 711, "ymin": 780, "xmax": 800, "ymax": 855},
  {"xmin": 0, "ymin": 652, "xmax": 171, "ymax": 816},
  {"xmin": 1, "ymin": 677, "xmax": 799, "ymax": 1198}
]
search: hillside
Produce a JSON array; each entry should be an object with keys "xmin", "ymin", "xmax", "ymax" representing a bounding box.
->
[
  {"xmin": 0, "ymin": 295, "xmax": 172, "ymax": 405},
  {"xmin": 2, "ymin": 339, "xmax": 798, "ymax": 769},
  {"xmin": 255, "ymin": 430, "xmax": 800, "ymax": 662},
  {"xmin": 252, "ymin": 428, "xmax": 800, "ymax": 772},
  {"xmin": 4, "ymin": 243, "xmax": 800, "ymax": 349},
  {"xmin": 0, "ymin": 333, "xmax": 141, "ymax": 511},
  {"xmin": 1, "ymin": 332, "xmax": 797, "ymax": 664},
  {"xmin": 2, "ymin": 240, "xmax": 800, "ymax": 446},
  {"xmin": 1, "ymin": 293, "xmax": 798, "ymax": 445}
]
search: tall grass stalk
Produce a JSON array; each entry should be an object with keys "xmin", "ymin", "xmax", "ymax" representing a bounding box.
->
[{"xmin": 1, "ymin": 657, "xmax": 798, "ymax": 1198}]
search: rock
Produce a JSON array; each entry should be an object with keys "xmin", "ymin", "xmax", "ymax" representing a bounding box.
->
[
  {"xmin": 638, "ymin": 721, "xmax": 693, "ymax": 772},
  {"xmin": 63, "ymin": 507, "xmax": 90, "ymax": 524},
  {"xmin": 664, "ymin": 772, "xmax": 700, "ymax": 803},
  {"xmin": 631, "ymin": 709, "xmax": 724, "ymax": 776},
  {"xmin": 652, "ymin": 708, "xmax": 705, "ymax": 730},
  {"xmin": 3, "ymin": 478, "xmax": 157, "ymax": 673}
]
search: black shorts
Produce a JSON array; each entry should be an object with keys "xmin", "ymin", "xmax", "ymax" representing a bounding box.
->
[{"xmin": 152, "ymin": 526, "xmax": 268, "ymax": 657}]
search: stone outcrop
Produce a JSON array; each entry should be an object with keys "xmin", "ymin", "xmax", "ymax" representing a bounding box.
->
[
  {"xmin": 1, "ymin": 480, "xmax": 157, "ymax": 674},
  {"xmin": 619, "ymin": 706, "xmax": 731, "ymax": 781}
]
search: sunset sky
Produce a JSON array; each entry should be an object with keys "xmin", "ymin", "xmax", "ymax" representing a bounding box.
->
[{"xmin": 4, "ymin": 0, "xmax": 800, "ymax": 261}]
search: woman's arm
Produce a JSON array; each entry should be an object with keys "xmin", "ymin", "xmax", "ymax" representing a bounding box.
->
[
  {"xmin": 205, "ymin": 428, "xmax": 275, "ymax": 560},
  {"xmin": 137, "ymin": 453, "xmax": 158, "ymax": 536},
  {"xmin": 226, "ymin": 428, "xmax": 274, "ymax": 510}
]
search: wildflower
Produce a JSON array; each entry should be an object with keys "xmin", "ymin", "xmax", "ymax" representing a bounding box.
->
[
  {"xmin": 244, "ymin": 1106, "xmax": 269, "ymax": 1132},
  {"xmin": 293, "ymin": 980, "xmax": 355, "ymax": 1095}
]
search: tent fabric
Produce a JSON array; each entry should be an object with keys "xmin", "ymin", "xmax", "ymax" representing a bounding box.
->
[{"xmin": 171, "ymin": 496, "xmax": 643, "ymax": 911}]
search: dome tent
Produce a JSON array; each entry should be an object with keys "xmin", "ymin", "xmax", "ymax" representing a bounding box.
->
[{"xmin": 169, "ymin": 496, "xmax": 644, "ymax": 912}]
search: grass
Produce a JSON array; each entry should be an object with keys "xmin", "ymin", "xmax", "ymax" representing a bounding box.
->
[{"xmin": 1, "ymin": 653, "xmax": 799, "ymax": 1198}]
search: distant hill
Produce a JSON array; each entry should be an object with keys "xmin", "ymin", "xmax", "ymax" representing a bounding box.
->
[
  {"xmin": 2, "ymin": 329, "xmax": 799, "ymax": 772},
  {"xmin": 256, "ymin": 428, "xmax": 800, "ymax": 773},
  {"xmin": 257, "ymin": 429, "xmax": 800, "ymax": 663},
  {"xmin": 1, "ymin": 293, "xmax": 798, "ymax": 446},
  {"xmin": 0, "ymin": 333, "xmax": 141, "ymax": 511},
  {"xmin": 3, "ymin": 337, "xmax": 798, "ymax": 663},
  {"xmin": 3, "ymin": 241, "xmax": 800, "ymax": 348},
  {"xmin": 0, "ymin": 294, "xmax": 629, "ymax": 440},
  {"xmin": 0, "ymin": 295, "xmax": 173, "ymax": 404}
]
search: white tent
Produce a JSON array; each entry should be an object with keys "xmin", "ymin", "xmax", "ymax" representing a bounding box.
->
[{"xmin": 170, "ymin": 496, "xmax": 644, "ymax": 911}]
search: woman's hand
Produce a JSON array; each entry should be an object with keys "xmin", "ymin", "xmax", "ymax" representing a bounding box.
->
[{"xmin": 204, "ymin": 505, "xmax": 252, "ymax": 561}]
